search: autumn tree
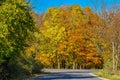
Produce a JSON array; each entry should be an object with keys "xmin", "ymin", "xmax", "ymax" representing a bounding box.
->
[
  {"xmin": 37, "ymin": 5, "xmax": 103, "ymax": 69},
  {"xmin": 0, "ymin": 0, "xmax": 39, "ymax": 79},
  {"xmin": 90, "ymin": 0, "xmax": 120, "ymax": 72}
]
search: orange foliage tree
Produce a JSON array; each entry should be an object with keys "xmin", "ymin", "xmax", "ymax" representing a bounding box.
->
[{"xmin": 36, "ymin": 5, "xmax": 103, "ymax": 69}]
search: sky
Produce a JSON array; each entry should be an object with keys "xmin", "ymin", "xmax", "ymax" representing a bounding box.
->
[{"xmin": 29, "ymin": 0, "xmax": 120, "ymax": 14}]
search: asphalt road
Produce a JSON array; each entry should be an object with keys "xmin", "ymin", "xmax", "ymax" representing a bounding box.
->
[{"xmin": 32, "ymin": 69, "xmax": 103, "ymax": 80}]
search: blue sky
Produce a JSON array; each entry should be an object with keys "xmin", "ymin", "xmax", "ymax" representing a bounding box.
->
[{"xmin": 29, "ymin": 0, "xmax": 120, "ymax": 14}]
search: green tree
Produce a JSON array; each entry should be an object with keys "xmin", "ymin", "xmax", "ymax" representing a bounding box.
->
[{"xmin": 0, "ymin": 0, "xmax": 37, "ymax": 79}]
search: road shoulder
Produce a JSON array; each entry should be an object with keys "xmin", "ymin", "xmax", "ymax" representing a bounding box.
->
[{"xmin": 90, "ymin": 73, "xmax": 109, "ymax": 80}]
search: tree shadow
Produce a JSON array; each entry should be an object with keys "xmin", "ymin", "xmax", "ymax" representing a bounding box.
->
[{"xmin": 32, "ymin": 71, "xmax": 101, "ymax": 80}]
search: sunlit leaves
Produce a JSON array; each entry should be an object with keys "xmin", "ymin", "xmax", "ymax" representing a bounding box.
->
[
  {"xmin": 0, "ymin": 0, "xmax": 37, "ymax": 79},
  {"xmin": 37, "ymin": 5, "xmax": 103, "ymax": 69}
]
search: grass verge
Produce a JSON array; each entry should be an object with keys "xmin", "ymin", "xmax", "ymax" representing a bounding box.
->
[{"xmin": 94, "ymin": 71, "xmax": 120, "ymax": 80}]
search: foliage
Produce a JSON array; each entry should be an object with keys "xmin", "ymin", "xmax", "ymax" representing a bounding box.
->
[
  {"xmin": 0, "ymin": 0, "xmax": 42, "ymax": 79},
  {"xmin": 1, "ymin": 0, "xmax": 119, "ymax": 79},
  {"xmin": 36, "ymin": 5, "xmax": 104, "ymax": 69}
]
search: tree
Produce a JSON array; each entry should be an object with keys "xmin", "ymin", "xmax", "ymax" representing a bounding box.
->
[
  {"xmin": 0, "ymin": 0, "xmax": 37, "ymax": 79},
  {"xmin": 90, "ymin": 0, "xmax": 120, "ymax": 72},
  {"xmin": 38, "ymin": 5, "xmax": 103, "ymax": 69}
]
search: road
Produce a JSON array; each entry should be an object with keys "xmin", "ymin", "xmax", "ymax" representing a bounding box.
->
[{"xmin": 32, "ymin": 69, "xmax": 103, "ymax": 80}]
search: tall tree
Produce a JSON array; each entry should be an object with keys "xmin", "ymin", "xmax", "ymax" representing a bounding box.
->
[
  {"xmin": 90, "ymin": 0, "xmax": 120, "ymax": 72},
  {"xmin": 37, "ymin": 5, "xmax": 103, "ymax": 69},
  {"xmin": 0, "ymin": 0, "xmax": 37, "ymax": 79}
]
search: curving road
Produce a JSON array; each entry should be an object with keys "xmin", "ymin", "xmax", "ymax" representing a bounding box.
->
[{"xmin": 32, "ymin": 69, "xmax": 103, "ymax": 80}]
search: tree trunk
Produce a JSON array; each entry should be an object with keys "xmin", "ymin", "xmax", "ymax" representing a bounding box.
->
[
  {"xmin": 79, "ymin": 65, "xmax": 81, "ymax": 69},
  {"xmin": 112, "ymin": 42, "xmax": 115, "ymax": 71},
  {"xmin": 57, "ymin": 55, "xmax": 60, "ymax": 69},
  {"xmin": 72, "ymin": 60, "xmax": 75, "ymax": 69},
  {"xmin": 65, "ymin": 59, "xmax": 69, "ymax": 69}
]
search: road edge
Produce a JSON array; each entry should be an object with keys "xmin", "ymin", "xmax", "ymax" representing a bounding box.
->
[{"xmin": 90, "ymin": 73, "xmax": 109, "ymax": 80}]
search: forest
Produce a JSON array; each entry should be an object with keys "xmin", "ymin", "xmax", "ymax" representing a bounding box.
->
[{"xmin": 0, "ymin": 0, "xmax": 120, "ymax": 79}]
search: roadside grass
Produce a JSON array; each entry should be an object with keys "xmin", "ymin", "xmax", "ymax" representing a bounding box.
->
[{"xmin": 94, "ymin": 71, "xmax": 120, "ymax": 80}]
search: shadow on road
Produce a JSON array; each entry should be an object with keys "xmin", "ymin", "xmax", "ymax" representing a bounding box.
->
[{"xmin": 32, "ymin": 71, "xmax": 100, "ymax": 80}]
